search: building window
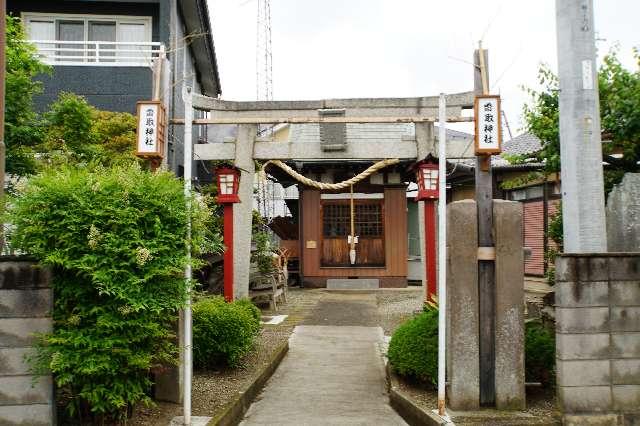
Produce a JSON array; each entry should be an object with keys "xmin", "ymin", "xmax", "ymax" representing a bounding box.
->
[
  {"xmin": 508, "ymin": 184, "xmax": 545, "ymax": 201},
  {"xmin": 22, "ymin": 13, "xmax": 155, "ymax": 66},
  {"xmin": 322, "ymin": 203, "xmax": 383, "ymax": 238}
]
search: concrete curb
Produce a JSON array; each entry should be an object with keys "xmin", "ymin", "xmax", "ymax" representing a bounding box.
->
[
  {"xmin": 386, "ymin": 365, "xmax": 447, "ymax": 426},
  {"xmin": 207, "ymin": 340, "xmax": 289, "ymax": 426}
]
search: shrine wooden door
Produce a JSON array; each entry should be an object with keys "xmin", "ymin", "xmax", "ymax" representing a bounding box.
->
[{"xmin": 320, "ymin": 200, "xmax": 385, "ymax": 267}]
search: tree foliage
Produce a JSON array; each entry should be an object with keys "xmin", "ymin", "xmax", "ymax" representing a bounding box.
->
[
  {"xmin": 521, "ymin": 50, "xmax": 640, "ymax": 193},
  {"xmin": 5, "ymin": 15, "xmax": 51, "ymax": 176},
  {"xmin": 40, "ymin": 93, "xmax": 139, "ymax": 167},
  {"xmin": 5, "ymin": 17, "xmax": 139, "ymax": 178},
  {"xmin": 8, "ymin": 165, "xmax": 222, "ymax": 421}
]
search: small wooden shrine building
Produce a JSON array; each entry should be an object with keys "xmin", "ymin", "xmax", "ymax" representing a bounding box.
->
[{"xmin": 267, "ymin": 122, "xmax": 471, "ymax": 288}]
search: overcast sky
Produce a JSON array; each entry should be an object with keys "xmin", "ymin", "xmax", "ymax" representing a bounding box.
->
[{"xmin": 208, "ymin": 0, "xmax": 639, "ymax": 136}]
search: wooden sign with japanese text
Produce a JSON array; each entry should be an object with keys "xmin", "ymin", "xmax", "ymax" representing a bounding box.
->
[
  {"xmin": 136, "ymin": 101, "xmax": 166, "ymax": 158},
  {"xmin": 474, "ymin": 95, "xmax": 502, "ymax": 155}
]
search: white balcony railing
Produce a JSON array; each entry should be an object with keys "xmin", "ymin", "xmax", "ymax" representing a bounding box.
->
[{"xmin": 29, "ymin": 40, "xmax": 165, "ymax": 67}]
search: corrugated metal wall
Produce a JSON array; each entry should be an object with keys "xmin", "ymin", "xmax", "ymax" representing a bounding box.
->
[{"xmin": 522, "ymin": 199, "xmax": 559, "ymax": 276}]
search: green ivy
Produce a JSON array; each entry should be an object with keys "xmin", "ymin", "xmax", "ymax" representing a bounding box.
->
[
  {"xmin": 544, "ymin": 204, "xmax": 563, "ymax": 286},
  {"xmin": 251, "ymin": 210, "xmax": 275, "ymax": 275},
  {"xmin": 9, "ymin": 164, "xmax": 221, "ymax": 422},
  {"xmin": 499, "ymin": 172, "xmax": 544, "ymax": 190}
]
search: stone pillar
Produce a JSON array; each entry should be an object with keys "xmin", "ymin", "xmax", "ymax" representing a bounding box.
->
[
  {"xmin": 556, "ymin": 253, "xmax": 640, "ymax": 425},
  {"xmin": 446, "ymin": 200, "xmax": 526, "ymax": 411},
  {"xmin": 493, "ymin": 200, "xmax": 525, "ymax": 410},
  {"xmin": 234, "ymin": 124, "xmax": 257, "ymax": 299},
  {"xmin": 0, "ymin": 257, "xmax": 54, "ymax": 426},
  {"xmin": 447, "ymin": 200, "xmax": 480, "ymax": 410},
  {"xmin": 606, "ymin": 173, "xmax": 640, "ymax": 252}
]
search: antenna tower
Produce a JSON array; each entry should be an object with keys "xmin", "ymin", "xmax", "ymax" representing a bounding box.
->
[
  {"xmin": 256, "ymin": 0, "xmax": 273, "ymax": 102},
  {"xmin": 255, "ymin": 0, "xmax": 274, "ymax": 218}
]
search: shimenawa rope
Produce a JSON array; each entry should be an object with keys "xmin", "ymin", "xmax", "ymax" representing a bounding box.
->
[{"xmin": 260, "ymin": 158, "xmax": 400, "ymax": 191}]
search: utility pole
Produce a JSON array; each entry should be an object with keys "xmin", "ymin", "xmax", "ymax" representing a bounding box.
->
[{"xmin": 556, "ymin": 0, "xmax": 607, "ymax": 252}]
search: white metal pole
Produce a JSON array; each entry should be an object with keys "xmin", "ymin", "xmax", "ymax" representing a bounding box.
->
[
  {"xmin": 437, "ymin": 93, "xmax": 447, "ymax": 416},
  {"xmin": 182, "ymin": 78, "xmax": 193, "ymax": 426}
]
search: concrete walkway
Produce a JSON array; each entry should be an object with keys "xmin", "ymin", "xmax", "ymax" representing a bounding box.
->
[{"xmin": 240, "ymin": 324, "xmax": 407, "ymax": 425}]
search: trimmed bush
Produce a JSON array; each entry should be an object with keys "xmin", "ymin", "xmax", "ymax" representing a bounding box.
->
[
  {"xmin": 193, "ymin": 296, "xmax": 261, "ymax": 368},
  {"xmin": 387, "ymin": 310, "xmax": 438, "ymax": 384},
  {"xmin": 525, "ymin": 320, "xmax": 556, "ymax": 387},
  {"xmin": 8, "ymin": 164, "xmax": 220, "ymax": 422}
]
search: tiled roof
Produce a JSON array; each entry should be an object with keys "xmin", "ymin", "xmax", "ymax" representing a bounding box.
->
[
  {"xmin": 286, "ymin": 124, "xmax": 544, "ymax": 169},
  {"xmin": 502, "ymin": 133, "xmax": 542, "ymax": 157}
]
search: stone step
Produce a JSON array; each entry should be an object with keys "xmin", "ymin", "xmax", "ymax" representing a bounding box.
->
[{"xmin": 326, "ymin": 278, "xmax": 380, "ymax": 290}]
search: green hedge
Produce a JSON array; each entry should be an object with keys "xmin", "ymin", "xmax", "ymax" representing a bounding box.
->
[
  {"xmin": 387, "ymin": 310, "xmax": 438, "ymax": 384},
  {"xmin": 389, "ymin": 312, "xmax": 556, "ymax": 388},
  {"xmin": 8, "ymin": 164, "xmax": 220, "ymax": 422},
  {"xmin": 193, "ymin": 296, "xmax": 261, "ymax": 368}
]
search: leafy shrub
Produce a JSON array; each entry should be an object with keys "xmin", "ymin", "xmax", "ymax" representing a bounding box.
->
[
  {"xmin": 388, "ymin": 310, "xmax": 438, "ymax": 384},
  {"xmin": 193, "ymin": 296, "xmax": 261, "ymax": 368},
  {"xmin": 9, "ymin": 164, "xmax": 220, "ymax": 422},
  {"xmin": 525, "ymin": 320, "xmax": 556, "ymax": 387},
  {"xmin": 41, "ymin": 93, "xmax": 139, "ymax": 166}
]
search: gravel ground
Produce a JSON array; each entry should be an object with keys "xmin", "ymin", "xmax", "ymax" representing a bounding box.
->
[
  {"xmin": 391, "ymin": 373, "xmax": 560, "ymax": 425},
  {"xmin": 130, "ymin": 288, "xmax": 322, "ymax": 425},
  {"xmin": 376, "ymin": 288, "xmax": 424, "ymax": 334},
  {"xmin": 378, "ymin": 288, "xmax": 560, "ymax": 424},
  {"xmin": 130, "ymin": 328, "xmax": 290, "ymax": 425}
]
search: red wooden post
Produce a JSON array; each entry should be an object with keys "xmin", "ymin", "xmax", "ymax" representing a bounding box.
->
[
  {"xmin": 215, "ymin": 167, "xmax": 241, "ymax": 302},
  {"xmin": 414, "ymin": 158, "xmax": 439, "ymax": 300},
  {"xmin": 424, "ymin": 200, "xmax": 437, "ymax": 298},
  {"xmin": 223, "ymin": 203, "xmax": 234, "ymax": 302}
]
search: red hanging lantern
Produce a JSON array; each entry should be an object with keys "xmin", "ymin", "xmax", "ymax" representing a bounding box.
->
[
  {"xmin": 416, "ymin": 162, "xmax": 439, "ymax": 201},
  {"xmin": 215, "ymin": 167, "xmax": 241, "ymax": 204}
]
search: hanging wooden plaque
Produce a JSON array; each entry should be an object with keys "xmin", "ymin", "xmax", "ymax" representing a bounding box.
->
[{"xmin": 136, "ymin": 101, "xmax": 166, "ymax": 158}]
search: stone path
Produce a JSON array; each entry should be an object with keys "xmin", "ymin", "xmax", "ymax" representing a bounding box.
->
[{"xmin": 241, "ymin": 292, "xmax": 408, "ymax": 425}]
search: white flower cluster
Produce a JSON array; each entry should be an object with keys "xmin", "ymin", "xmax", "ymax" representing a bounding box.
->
[
  {"xmin": 135, "ymin": 247, "xmax": 153, "ymax": 266},
  {"xmin": 87, "ymin": 224, "xmax": 101, "ymax": 249}
]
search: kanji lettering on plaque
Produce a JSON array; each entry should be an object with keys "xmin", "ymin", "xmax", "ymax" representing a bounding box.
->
[
  {"xmin": 474, "ymin": 95, "xmax": 502, "ymax": 154},
  {"xmin": 136, "ymin": 101, "xmax": 164, "ymax": 158}
]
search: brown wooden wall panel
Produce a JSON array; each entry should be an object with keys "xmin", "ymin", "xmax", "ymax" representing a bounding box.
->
[
  {"xmin": 383, "ymin": 187, "xmax": 408, "ymax": 276},
  {"xmin": 279, "ymin": 240, "xmax": 299, "ymax": 259},
  {"xmin": 301, "ymin": 187, "xmax": 407, "ymax": 278}
]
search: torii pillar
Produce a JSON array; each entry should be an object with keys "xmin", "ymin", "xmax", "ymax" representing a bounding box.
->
[{"xmin": 233, "ymin": 124, "xmax": 257, "ymax": 299}]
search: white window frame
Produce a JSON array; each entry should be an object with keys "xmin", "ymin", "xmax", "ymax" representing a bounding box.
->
[{"xmin": 21, "ymin": 12, "xmax": 155, "ymax": 67}]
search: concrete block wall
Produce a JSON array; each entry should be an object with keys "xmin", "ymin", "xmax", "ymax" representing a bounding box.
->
[
  {"xmin": 0, "ymin": 257, "xmax": 54, "ymax": 426},
  {"xmin": 556, "ymin": 254, "xmax": 640, "ymax": 425}
]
